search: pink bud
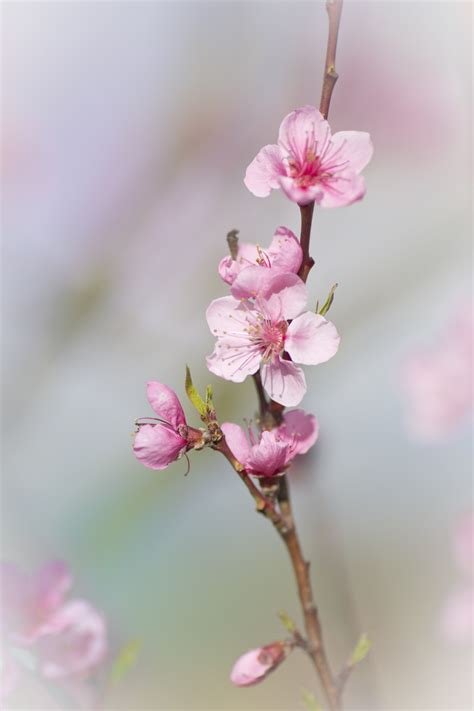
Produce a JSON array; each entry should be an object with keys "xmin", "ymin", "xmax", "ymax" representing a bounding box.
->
[{"xmin": 230, "ymin": 641, "xmax": 288, "ymax": 687}]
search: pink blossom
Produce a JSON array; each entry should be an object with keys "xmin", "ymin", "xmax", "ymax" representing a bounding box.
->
[
  {"xmin": 221, "ymin": 409, "xmax": 318, "ymax": 476},
  {"xmin": 133, "ymin": 382, "xmax": 192, "ymax": 470},
  {"xmin": 244, "ymin": 105, "xmax": 373, "ymax": 206},
  {"xmin": 218, "ymin": 226, "xmax": 302, "ymax": 287},
  {"xmin": 230, "ymin": 641, "xmax": 288, "ymax": 686},
  {"xmin": 441, "ymin": 512, "xmax": 474, "ymax": 644},
  {"xmin": 206, "ymin": 270, "xmax": 340, "ymax": 406},
  {"xmin": 401, "ymin": 305, "xmax": 473, "ymax": 441},
  {"xmin": 1, "ymin": 560, "xmax": 72, "ymax": 644}
]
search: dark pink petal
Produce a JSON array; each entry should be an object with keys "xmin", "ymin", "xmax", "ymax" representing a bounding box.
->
[
  {"xmin": 278, "ymin": 409, "xmax": 319, "ymax": 456},
  {"xmin": 267, "ymin": 227, "xmax": 303, "ymax": 274},
  {"xmin": 286, "ymin": 313, "xmax": 340, "ymax": 365},
  {"xmin": 133, "ymin": 424, "xmax": 187, "ymax": 470},
  {"xmin": 246, "ymin": 431, "xmax": 289, "ymax": 477},
  {"xmin": 146, "ymin": 382, "xmax": 186, "ymax": 428},
  {"xmin": 261, "ymin": 358, "xmax": 306, "ymax": 407},
  {"xmin": 221, "ymin": 423, "xmax": 251, "ymax": 464},
  {"xmin": 230, "ymin": 642, "xmax": 287, "ymax": 686},
  {"xmin": 36, "ymin": 600, "xmax": 107, "ymax": 679},
  {"xmin": 244, "ymin": 144, "xmax": 285, "ymax": 198},
  {"xmin": 329, "ymin": 131, "xmax": 373, "ymax": 174}
]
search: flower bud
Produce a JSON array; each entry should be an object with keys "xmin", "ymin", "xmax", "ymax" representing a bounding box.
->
[{"xmin": 230, "ymin": 641, "xmax": 288, "ymax": 687}]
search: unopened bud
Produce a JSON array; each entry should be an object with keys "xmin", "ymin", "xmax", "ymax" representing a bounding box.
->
[{"xmin": 230, "ymin": 641, "xmax": 288, "ymax": 687}]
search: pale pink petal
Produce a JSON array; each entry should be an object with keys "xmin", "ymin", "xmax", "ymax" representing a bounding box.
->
[
  {"xmin": 246, "ymin": 431, "xmax": 289, "ymax": 477},
  {"xmin": 33, "ymin": 561, "xmax": 72, "ymax": 621},
  {"xmin": 278, "ymin": 410, "xmax": 319, "ymax": 455},
  {"xmin": 454, "ymin": 512, "xmax": 474, "ymax": 576},
  {"xmin": 318, "ymin": 172, "xmax": 366, "ymax": 208},
  {"xmin": 221, "ymin": 423, "xmax": 251, "ymax": 464},
  {"xmin": 230, "ymin": 642, "xmax": 287, "ymax": 687},
  {"xmin": 440, "ymin": 587, "xmax": 474, "ymax": 643},
  {"xmin": 279, "ymin": 175, "xmax": 324, "ymax": 206},
  {"xmin": 206, "ymin": 296, "xmax": 251, "ymax": 340},
  {"xmin": 0, "ymin": 657, "xmax": 21, "ymax": 702},
  {"xmin": 261, "ymin": 272, "xmax": 308, "ymax": 321},
  {"xmin": 218, "ymin": 243, "xmax": 260, "ymax": 286},
  {"xmin": 206, "ymin": 344, "xmax": 261, "ymax": 383},
  {"xmin": 277, "ymin": 106, "xmax": 328, "ymax": 161},
  {"xmin": 244, "ymin": 144, "xmax": 285, "ymax": 198},
  {"xmin": 1, "ymin": 562, "xmax": 30, "ymax": 634},
  {"xmin": 286, "ymin": 312, "xmax": 340, "ymax": 365},
  {"xmin": 230, "ymin": 265, "xmax": 276, "ymax": 300},
  {"xmin": 261, "ymin": 359, "xmax": 306, "ymax": 407},
  {"xmin": 329, "ymin": 131, "xmax": 374, "ymax": 174},
  {"xmin": 133, "ymin": 424, "xmax": 187, "ymax": 470},
  {"xmin": 146, "ymin": 382, "xmax": 186, "ymax": 428},
  {"xmin": 36, "ymin": 600, "xmax": 107, "ymax": 679},
  {"xmin": 267, "ymin": 226, "xmax": 303, "ymax": 274}
]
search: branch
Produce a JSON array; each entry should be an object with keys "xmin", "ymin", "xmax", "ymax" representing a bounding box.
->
[
  {"xmin": 297, "ymin": 202, "xmax": 315, "ymax": 283},
  {"xmin": 319, "ymin": 0, "xmax": 344, "ymax": 120}
]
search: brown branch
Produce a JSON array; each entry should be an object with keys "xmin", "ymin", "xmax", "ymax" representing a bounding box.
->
[
  {"xmin": 319, "ymin": 0, "xmax": 344, "ymax": 120},
  {"xmin": 297, "ymin": 202, "xmax": 315, "ymax": 283}
]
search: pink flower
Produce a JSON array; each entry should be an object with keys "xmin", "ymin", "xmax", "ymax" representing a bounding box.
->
[
  {"xmin": 1, "ymin": 560, "xmax": 72, "ymax": 644},
  {"xmin": 230, "ymin": 642, "xmax": 288, "ymax": 687},
  {"xmin": 441, "ymin": 512, "xmax": 474, "ymax": 644},
  {"xmin": 401, "ymin": 305, "xmax": 473, "ymax": 441},
  {"xmin": 206, "ymin": 270, "xmax": 340, "ymax": 406},
  {"xmin": 133, "ymin": 382, "xmax": 194, "ymax": 470},
  {"xmin": 244, "ymin": 105, "xmax": 373, "ymax": 207},
  {"xmin": 218, "ymin": 226, "xmax": 302, "ymax": 287},
  {"xmin": 221, "ymin": 409, "xmax": 318, "ymax": 476}
]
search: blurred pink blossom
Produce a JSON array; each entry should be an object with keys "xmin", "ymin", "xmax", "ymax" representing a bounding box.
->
[
  {"xmin": 244, "ymin": 105, "xmax": 373, "ymax": 206},
  {"xmin": 230, "ymin": 641, "xmax": 288, "ymax": 687},
  {"xmin": 401, "ymin": 305, "xmax": 473, "ymax": 441},
  {"xmin": 441, "ymin": 512, "xmax": 474, "ymax": 644},
  {"xmin": 206, "ymin": 270, "xmax": 340, "ymax": 406},
  {"xmin": 218, "ymin": 226, "xmax": 302, "ymax": 287},
  {"xmin": 222, "ymin": 409, "xmax": 318, "ymax": 477}
]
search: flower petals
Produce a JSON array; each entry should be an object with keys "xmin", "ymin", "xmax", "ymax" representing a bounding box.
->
[
  {"xmin": 221, "ymin": 423, "xmax": 251, "ymax": 464},
  {"xmin": 133, "ymin": 423, "xmax": 187, "ymax": 470},
  {"xmin": 146, "ymin": 382, "xmax": 186, "ymax": 428},
  {"xmin": 244, "ymin": 144, "xmax": 285, "ymax": 198},
  {"xmin": 286, "ymin": 312, "xmax": 340, "ymax": 365},
  {"xmin": 278, "ymin": 409, "xmax": 319, "ymax": 455},
  {"xmin": 330, "ymin": 130, "xmax": 374, "ymax": 174},
  {"xmin": 261, "ymin": 358, "xmax": 306, "ymax": 407}
]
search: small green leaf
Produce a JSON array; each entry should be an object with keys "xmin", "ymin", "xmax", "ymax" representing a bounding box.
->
[
  {"xmin": 350, "ymin": 633, "xmax": 371, "ymax": 666},
  {"xmin": 301, "ymin": 688, "xmax": 322, "ymax": 711},
  {"xmin": 278, "ymin": 610, "xmax": 296, "ymax": 633},
  {"xmin": 318, "ymin": 283, "xmax": 338, "ymax": 317},
  {"xmin": 110, "ymin": 640, "xmax": 141, "ymax": 685},
  {"xmin": 205, "ymin": 384, "xmax": 213, "ymax": 407},
  {"xmin": 185, "ymin": 366, "xmax": 207, "ymax": 416}
]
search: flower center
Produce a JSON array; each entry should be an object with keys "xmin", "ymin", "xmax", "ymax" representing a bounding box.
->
[{"xmin": 248, "ymin": 318, "xmax": 287, "ymax": 362}]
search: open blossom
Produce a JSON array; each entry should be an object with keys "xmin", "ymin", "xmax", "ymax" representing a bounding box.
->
[
  {"xmin": 134, "ymin": 382, "xmax": 201, "ymax": 470},
  {"xmin": 244, "ymin": 105, "xmax": 373, "ymax": 206},
  {"xmin": 0, "ymin": 560, "xmax": 107, "ymax": 697},
  {"xmin": 222, "ymin": 409, "xmax": 318, "ymax": 477},
  {"xmin": 206, "ymin": 270, "xmax": 340, "ymax": 406},
  {"xmin": 230, "ymin": 641, "xmax": 288, "ymax": 687},
  {"xmin": 218, "ymin": 226, "xmax": 302, "ymax": 287},
  {"xmin": 441, "ymin": 512, "xmax": 474, "ymax": 644},
  {"xmin": 401, "ymin": 304, "xmax": 473, "ymax": 441}
]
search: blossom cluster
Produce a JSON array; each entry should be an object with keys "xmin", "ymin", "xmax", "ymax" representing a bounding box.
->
[
  {"xmin": 132, "ymin": 105, "xmax": 372, "ymax": 687},
  {"xmin": 1, "ymin": 560, "xmax": 107, "ymax": 702}
]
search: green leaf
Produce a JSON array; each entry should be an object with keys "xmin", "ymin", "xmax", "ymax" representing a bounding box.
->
[
  {"xmin": 278, "ymin": 610, "xmax": 296, "ymax": 633},
  {"xmin": 205, "ymin": 384, "xmax": 213, "ymax": 407},
  {"xmin": 350, "ymin": 633, "xmax": 371, "ymax": 666},
  {"xmin": 318, "ymin": 283, "xmax": 338, "ymax": 317},
  {"xmin": 110, "ymin": 640, "xmax": 141, "ymax": 685},
  {"xmin": 301, "ymin": 688, "xmax": 322, "ymax": 711},
  {"xmin": 185, "ymin": 366, "xmax": 207, "ymax": 416}
]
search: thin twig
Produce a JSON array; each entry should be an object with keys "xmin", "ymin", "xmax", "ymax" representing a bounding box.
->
[
  {"xmin": 297, "ymin": 202, "xmax": 316, "ymax": 283},
  {"xmin": 319, "ymin": 0, "xmax": 344, "ymax": 120}
]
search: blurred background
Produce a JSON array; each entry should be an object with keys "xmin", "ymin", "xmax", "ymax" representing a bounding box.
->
[{"xmin": 1, "ymin": 1, "xmax": 472, "ymax": 709}]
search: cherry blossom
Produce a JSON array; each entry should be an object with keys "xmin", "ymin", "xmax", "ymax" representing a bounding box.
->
[
  {"xmin": 244, "ymin": 105, "xmax": 373, "ymax": 206},
  {"xmin": 230, "ymin": 642, "xmax": 288, "ymax": 686},
  {"xmin": 134, "ymin": 382, "xmax": 197, "ymax": 470},
  {"xmin": 206, "ymin": 270, "xmax": 340, "ymax": 406},
  {"xmin": 218, "ymin": 226, "xmax": 302, "ymax": 287},
  {"xmin": 221, "ymin": 409, "xmax": 318, "ymax": 477}
]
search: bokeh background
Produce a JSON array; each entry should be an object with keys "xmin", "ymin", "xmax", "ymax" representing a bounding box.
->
[{"xmin": 1, "ymin": 1, "xmax": 472, "ymax": 709}]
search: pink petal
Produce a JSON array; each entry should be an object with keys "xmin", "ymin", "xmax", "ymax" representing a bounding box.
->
[
  {"xmin": 230, "ymin": 642, "xmax": 287, "ymax": 687},
  {"xmin": 146, "ymin": 382, "xmax": 186, "ymax": 428},
  {"xmin": 454, "ymin": 512, "xmax": 474, "ymax": 576},
  {"xmin": 33, "ymin": 560, "xmax": 72, "ymax": 621},
  {"xmin": 246, "ymin": 431, "xmax": 289, "ymax": 477},
  {"xmin": 244, "ymin": 144, "xmax": 285, "ymax": 198},
  {"xmin": 277, "ymin": 106, "xmax": 328, "ymax": 161},
  {"xmin": 329, "ymin": 130, "xmax": 373, "ymax": 174},
  {"xmin": 286, "ymin": 312, "xmax": 340, "ymax": 365},
  {"xmin": 206, "ymin": 296, "xmax": 250, "ymax": 339},
  {"xmin": 263, "ymin": 272, "xmax": 308, "ymax": 320},
  {"xmin": 221, "ymin": 423, "xmax": 251, "ymax": 464},
  {"xmin": 267, "ymin": 227, "xmax": 303, "ymax": 274},
  {"xmin": 0, "ymin": 657, "xmax": 21, "ymax": 702},
  {"xmin": 230, "ymin": 265, "xmax": 276, "ymax": 300},
  {"xmin": 261, "ymin": 358, "xmax": 306, "ymax": 407},
  {"xmin": 318, "ymin": 172, "xmax": 366, "ymax": 208},
  {"xmin": 279, "ymin": 175, "xmax": 324, "ymax": 206},
  {"xmin": 278, "ymin": 409, "xmax": 319, "ymax": 455},
  {"xmin": 218, "ymin": 243, "xmax": 260, "ymax": 286},
  {"xmin": 133, "ymin": 423, "xmax": 187, "ymax": 470},
  {"xmin": 36, "ymin": 600, "xmax": 107, "ymax": 679},
  {"xmin": 206, "ymin": 344, "xmax": 261, "ymax": 383},
  {"xmin": 440, "ymin": 587, "xmax": 474, "ymax": 644}
]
